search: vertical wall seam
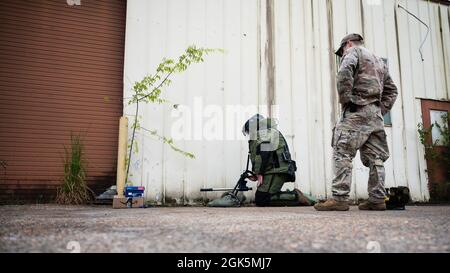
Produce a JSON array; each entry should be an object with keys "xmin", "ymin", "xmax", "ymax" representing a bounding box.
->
[
  {"xmin": 257, "ymin": 0, "xmax": 262, "ymax": 110},
  {"xmin": 201, "ymin": 0, "xmax": 207, "ymax": 199},
  {"xmin": 239, "ymin": 0, "xmax": 244, "ymax": 178},
  {"xmin": 438, "ymin": 5, "xmax": 450, "ymax": 99},
  {"xmin": 288, "ymin": 0, "xmax": 296, "ymax": 159},
  {"xmin": 418, "ymin": 0, "xmax": 429, "ymax": 98},
  {"xmin": 382, "ymin": 1, "xmax": 397, "ymax": 187},
  {"xmin": 302, "ymin": 0, "xmax": 312, "ymax": 195},
  {"xmin": 427, "ymin": 0, "xmax": 439, "ymax": 99},
  {"xmin": 161, "ymin": 0, "xmax": 169, "ymax": 204},
  {"xmin": 182, "ymin": 0, "xmax": 190, "ymax": 205},
  {"xmin": 317, "ymin": 1, "xmax": 327, "ymax": 198},
  {"xmin": 343, "ymin": 0, "xmax": 348, "ymax": 33},
  {"xmin": 221, "ymin": 0, "xmax": 226, "ymax": 191},
  {"xmin": 415, "ymin": 0, "xmax": 426, "ymax": 200},
  {"xmin": 404, "ymin": 0, "xmax": 415, "ymax": 193},
  {"xmin": 310, "ymin": 0, "xmax": 317, "ymax": 196}
]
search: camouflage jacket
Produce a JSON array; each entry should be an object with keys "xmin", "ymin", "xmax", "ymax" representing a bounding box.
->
[{"xmin": 337, "ymin": 46, "xmax": 398, "ymax": 114}]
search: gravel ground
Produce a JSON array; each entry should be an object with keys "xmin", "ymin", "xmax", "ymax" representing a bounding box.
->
[{"xmin": 0, "ymin": 204, "xmax": 449, "ymax": 253}]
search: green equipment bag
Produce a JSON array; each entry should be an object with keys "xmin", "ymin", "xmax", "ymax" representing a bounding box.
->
[{"xmin": 207, "ymin": 192, "xmax": 244, "ymax": 208}]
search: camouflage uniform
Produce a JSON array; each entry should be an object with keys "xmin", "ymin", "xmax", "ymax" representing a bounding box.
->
[{"xmin": 332, "ymin": 45, "xmax": 398, "ymax": 204}]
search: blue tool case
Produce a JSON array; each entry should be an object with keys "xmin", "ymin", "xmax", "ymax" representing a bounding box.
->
[{"xmin": 124, "ymin": 186, "xmax": 145, "ymax": 197}]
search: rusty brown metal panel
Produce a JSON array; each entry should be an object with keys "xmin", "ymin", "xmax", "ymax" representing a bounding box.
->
[{"xmin": 0, "ymin": 0, "xmax": 126, "ymax": 202}]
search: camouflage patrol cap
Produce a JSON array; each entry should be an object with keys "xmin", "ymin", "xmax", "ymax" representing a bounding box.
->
[{"xmin": 335, "ymin": 33, "xmax": 364, "ymax": 57}]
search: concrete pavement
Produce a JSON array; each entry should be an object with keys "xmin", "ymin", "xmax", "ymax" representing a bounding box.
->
[{"xmin": 0, "ymin": 204, "xmax": 449, "ymax": 253}]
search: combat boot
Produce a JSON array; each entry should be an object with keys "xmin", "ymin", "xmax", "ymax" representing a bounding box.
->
[
  {"xmin": 293, "ymin": 189, "xmax": 312, "ymax": 206},
  {"xmin": 314, "ymin": 199, "xmax": 349, "ymax": 211},
  {"xmin": 358, "ymin": 201, "xmax": 386, "ymax": 211}
]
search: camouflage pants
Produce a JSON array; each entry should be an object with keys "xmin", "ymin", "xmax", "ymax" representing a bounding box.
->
[{"xmin": 331, "ymin": 103, "xmax": 389, "ymax": 203}]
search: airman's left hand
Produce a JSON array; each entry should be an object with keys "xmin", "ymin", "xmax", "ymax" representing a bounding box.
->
[{"xmin": 257, "ymin": 175, "xmax": 264, "ymax": 187}]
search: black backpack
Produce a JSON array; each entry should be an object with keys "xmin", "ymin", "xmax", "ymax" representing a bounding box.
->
[{"xmin": 385, "ymin": 187, "xmax": 410, "ymax": 210}]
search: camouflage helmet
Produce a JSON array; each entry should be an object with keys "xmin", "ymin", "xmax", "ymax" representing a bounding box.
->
[{"xmin": 242, "ymin": 114, "xmax": 265, "ymax": 136}]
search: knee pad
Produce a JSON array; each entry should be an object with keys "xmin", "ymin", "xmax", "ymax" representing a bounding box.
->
[{"xmin": 255, "ymin": 191, "xmax": 271, "ymax": 207}]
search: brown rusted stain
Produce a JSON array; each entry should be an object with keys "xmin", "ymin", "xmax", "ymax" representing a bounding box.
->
[
  {"xmin": 360, "ymin": 0, "xmax": 366, "ymax": 39},
  {"xmin": 266, "ymin": 0, "xmax": 276, "ymax": 117},
  {"xmin": 326, "ymin": 0, "xmax": 338, "ymax": 121}
]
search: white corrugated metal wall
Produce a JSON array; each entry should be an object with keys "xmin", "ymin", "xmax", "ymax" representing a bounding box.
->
[{"xmin": 123, "ymin": 0, "xmax": 450, "ymax": 203}]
